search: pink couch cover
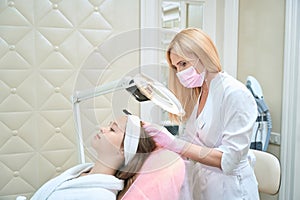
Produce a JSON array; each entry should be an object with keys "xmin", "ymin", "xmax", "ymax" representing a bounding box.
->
[{"xmin": 121, "ymin": 148, "xmax": 185, "ymax": 200}]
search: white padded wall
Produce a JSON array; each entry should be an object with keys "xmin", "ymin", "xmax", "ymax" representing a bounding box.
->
[{"xmin": 0, "ymin": 0, "xmax": 139, "ymax": 199}]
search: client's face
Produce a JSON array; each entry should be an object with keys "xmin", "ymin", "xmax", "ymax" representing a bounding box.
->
[{"xmin": 92, "ymin": 116, "xmax": 127, "ymax": 163}]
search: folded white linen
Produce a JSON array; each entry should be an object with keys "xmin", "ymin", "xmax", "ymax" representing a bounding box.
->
[{"xmin": 30, "ymin": 163, "xmax": 124, "ymax": 200}]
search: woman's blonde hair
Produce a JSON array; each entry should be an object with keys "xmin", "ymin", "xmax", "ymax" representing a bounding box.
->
[
  {"xmin": 116, "ymin": 126, "xmax": 156, "ymax": 198},
  {"xmin": 166, "ymin": 28, "xmax": 222, "ymax": 122}
]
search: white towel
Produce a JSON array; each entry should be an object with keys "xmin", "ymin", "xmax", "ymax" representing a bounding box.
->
[{"xmin": 31, "ymin": 163, "xmax": 124, "ymax": 200}]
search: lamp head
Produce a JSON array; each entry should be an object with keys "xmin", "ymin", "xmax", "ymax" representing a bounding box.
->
[
  {"xmin": 126, "ymin": 73, "xmax": 185, "ymax": 117},
  {"xmin": 125, "ymin": 79, "xmax": 150, "ymax": 102}
]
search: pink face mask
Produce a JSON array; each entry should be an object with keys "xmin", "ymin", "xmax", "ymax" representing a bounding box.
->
[{"xmin": 176, "ymin": 66, "xmax": 206, "ymax": 88}]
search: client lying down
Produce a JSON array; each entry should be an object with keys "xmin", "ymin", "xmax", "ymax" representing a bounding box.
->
[{"xmin": 31, "ymin": 115, "xmax": 156, "ymax": 200}]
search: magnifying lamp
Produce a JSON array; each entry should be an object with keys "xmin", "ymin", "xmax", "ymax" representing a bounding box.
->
[{"xmin": 72, "ymin": 73, "xmax": 185, "ymax": 163}]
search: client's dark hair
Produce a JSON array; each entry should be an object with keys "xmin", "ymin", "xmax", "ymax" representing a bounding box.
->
[{"xmin": 115, "ymin": 126, "xmax": 156, "ymax": 198}]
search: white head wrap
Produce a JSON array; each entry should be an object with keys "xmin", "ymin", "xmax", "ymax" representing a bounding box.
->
[{"xmin": 124, "ymin": 115, "xmax": 141, "ymax": 165}]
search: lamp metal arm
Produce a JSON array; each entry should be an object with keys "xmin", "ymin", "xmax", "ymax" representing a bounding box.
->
[{"xmin": 72, "ymin": 76, "xmax": 133, "ymax": 103}]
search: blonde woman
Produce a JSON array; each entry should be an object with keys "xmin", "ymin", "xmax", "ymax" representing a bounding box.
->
[
  {"xmin": 31, "ymin": 115, "xmax": 156, "ymax": 200},
  {"xmin": 144, "ymin": 28, "xmax": 260, "ymax": 199}
]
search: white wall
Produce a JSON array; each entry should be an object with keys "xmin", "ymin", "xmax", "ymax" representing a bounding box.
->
[
  {"xmin": 238, "ymin": 0, "xmax": 284, "ymax": 150},
  {"xmin": 238, "ymin": 0, "xmax": 285, "ymax": 135},
  {"xmin": 0, "ymin": 0, "xmax": 139, "ymax": 199}
]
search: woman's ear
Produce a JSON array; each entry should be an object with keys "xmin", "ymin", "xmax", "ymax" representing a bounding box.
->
[
  {"xmin": 118, "ymin": 148, "xmax": 125, "ymax": 164},
  {"xmin": 119, "ymin": 147, "xmax": 124, "ymax": 156}
]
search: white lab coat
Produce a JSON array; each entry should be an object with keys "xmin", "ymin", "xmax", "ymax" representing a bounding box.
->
[
  {"xmin": 31, "ymin": 163, "xmax": 124, "ymax": 200},
  {"xmin": 181, "ymin": 72, "xmax": 259, "ymax": 200}
]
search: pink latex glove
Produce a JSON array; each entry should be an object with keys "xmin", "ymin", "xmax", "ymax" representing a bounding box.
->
[{"xmin": 143, "ymin": 123, "xmax": 186, "ymax": 154}]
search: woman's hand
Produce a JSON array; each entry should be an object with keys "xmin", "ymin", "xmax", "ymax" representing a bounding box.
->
[{"xmin": 143, "ymin": 123, "xmax": 186, "ymax": 154}]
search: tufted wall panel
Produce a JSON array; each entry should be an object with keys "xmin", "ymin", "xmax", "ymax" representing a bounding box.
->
[{"xmin": 0, "ymin": 0, "xmax": 139, "ymax": 199}]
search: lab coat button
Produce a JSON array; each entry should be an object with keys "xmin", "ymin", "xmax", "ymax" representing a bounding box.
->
[{"xmin": 237, "ymin": 175, "xmax": 242, "ymax": 181}]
